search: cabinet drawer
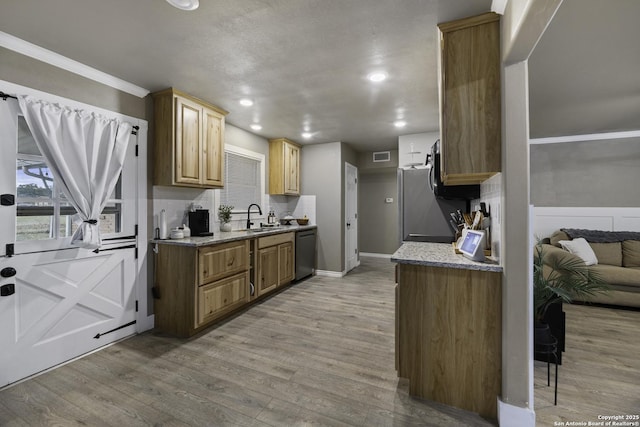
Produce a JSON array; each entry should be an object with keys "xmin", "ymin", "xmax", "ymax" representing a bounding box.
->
[
  {"xmin": 197, "ymin": 271, "xmax": 249, "ymax": 326},
  {"xmin": 258, "ymin": 232, "xmax": 294, "ymax": 249},
  {"xmin": 199, "ymin": 240, "xmax": 249, "ymax": 284}
]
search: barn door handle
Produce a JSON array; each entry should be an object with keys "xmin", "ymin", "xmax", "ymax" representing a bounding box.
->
[{"xmin": 1, "ymin": 284, "xmax": 15, "ymax": 296}]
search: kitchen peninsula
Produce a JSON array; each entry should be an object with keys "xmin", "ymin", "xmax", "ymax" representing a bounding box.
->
[
  {"xmin": 392, "ymin": 242, "xmax": 502, "ymax": 419},
  {"xmin": 152, "ymin": 225, "xmax": 316, "ymax": 337}
]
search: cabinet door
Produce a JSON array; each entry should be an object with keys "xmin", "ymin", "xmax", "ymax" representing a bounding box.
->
[
  {"xmin": 283, "ymin": 142, "xmax": 300, "ymax": 195},
  {"xmin": 199, "ymin": 241, "xmax": 249, "ymax": 285},
  {"xmin": 439, "ymin": 14, "xmax": 500, "ymax": 185},
  {"xmin": 197, "ymin": 271, "xmax": 248, "ymax": 326},
  {"xmin": 175, "ymin": 96, "xmax": 202, "ymax": 185},
  {"xmin": 202, "ymin": 107, "xmax": 224, "ymax": 187},
  {"xmin": 257, "ymin": 246, "xmax": 278, "ymax": 296},
  {"xmin": 278, "ymin": 242, "xmax": 294, "ymax": 285}
]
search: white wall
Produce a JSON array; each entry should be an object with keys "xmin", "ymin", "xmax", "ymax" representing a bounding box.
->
[{"xmin": 398, "ymin": 132, "xmax": 438, "ymax": 170}]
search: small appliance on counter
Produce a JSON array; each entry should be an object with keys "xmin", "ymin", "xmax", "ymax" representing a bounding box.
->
[{"xmin": 188, "ymin": 209, "xmax": 213, "ymax": 236}]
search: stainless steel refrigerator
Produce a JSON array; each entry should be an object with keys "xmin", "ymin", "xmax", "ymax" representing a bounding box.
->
[{"xmin": 398, "ymin": 168, "xmax": 467, "ymax": 243}]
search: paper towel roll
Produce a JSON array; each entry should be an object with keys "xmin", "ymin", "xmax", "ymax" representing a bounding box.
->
[{"xmin": 159, "ymin": 209, "xmax": 168, "ymax": 239}]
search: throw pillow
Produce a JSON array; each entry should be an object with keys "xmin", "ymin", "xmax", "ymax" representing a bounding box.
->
[
  {"xmin": 558, "ymin": 238, "xmax": 598, "ymax": 265},
  {"xmin": 550, "ymin": 230, "xmax": 570, "ymax": 247},
  {"xmin": 622, "ymin": 240, "xmax": 640, "ymax": 267},
  {"xmin": 590, "ymin": 242, "xmax": 622, "ymax": 266}
]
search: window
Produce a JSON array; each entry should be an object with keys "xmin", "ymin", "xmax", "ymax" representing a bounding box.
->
[
  {"xmin": 217, "ymin": 145, "xmax": 265, "ymax": 216},
  {"xmin": 15, "ymin": 115, "xmax": 129, "ymax": 243}
]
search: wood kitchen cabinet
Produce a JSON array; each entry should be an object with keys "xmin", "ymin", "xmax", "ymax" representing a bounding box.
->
[
  {"xmin": 269, "ymin": 138, "xmax": 301, "ymax": 195},
  {"xmin": 154, "ymin": 240, "xmax": 249, "ymax": 337},
  {"xmin": 153, "ymin": 87, "xmax": 227, "ymax": 188},
  {"xmin": 438, "ymin": 13, "xmax": 501, "ymax": 185},
  {"xmin": 256, "ymin": 232, "xmax": 295, "ymax": 296},
  {"xmin": 396, "ymin": 263, "xmax": 501, "ymax": 418}
]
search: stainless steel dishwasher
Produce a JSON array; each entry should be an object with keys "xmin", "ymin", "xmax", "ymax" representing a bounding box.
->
[{"xmin": 295, "ymin": 228, "xmax": 316, "ymax": 280}]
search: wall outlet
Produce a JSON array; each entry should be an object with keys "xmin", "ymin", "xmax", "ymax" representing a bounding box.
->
[{"xmin": 385, "ymin": 198, "xmax": 393, "ymax": 203}]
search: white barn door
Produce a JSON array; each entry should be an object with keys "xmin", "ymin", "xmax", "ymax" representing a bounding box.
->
[{"xmin": 0, "ymin": 91, "xmax": 139, "ymax": 387}]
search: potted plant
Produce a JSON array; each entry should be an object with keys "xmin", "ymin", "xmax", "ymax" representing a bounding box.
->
[
  {"xmin": 533, "ymin": 241, "xmax": 610, "ymax": 361},
  {"xmin": 218, "ymin": 204, "xmax": 234, "ymax": 232},
  {"xmin": 533, "ymin": 241, "xmax": 609, "ymax": 324}
]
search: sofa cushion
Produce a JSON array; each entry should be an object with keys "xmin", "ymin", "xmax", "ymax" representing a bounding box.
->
[
  {"xmin": 550, "ymin": 230, "xmax": 570, "ymax": 247},
  {"xmin": 559, "ymin": 238, "xmax": 598, "ymax": 265},
  {"xmin": 589, "ymin": 242, "xmax": 622, "ymax": 266},
  {"xmin": 622, "ymin": 240, "xmax": 640, "ymax": 267},
  {"xmin": 590, "ymin": 264, "xmax": 640, "ymax": 287}
]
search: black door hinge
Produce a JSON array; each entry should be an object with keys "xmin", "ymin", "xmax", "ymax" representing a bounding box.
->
[
  {"xmin": 135, "ymin": 300, "xmax": 139, "ymax": 312},
  {"xmin": 134, "ymin": 224, "xmax": 138, "ymax": 236},
  {"xmin": 134, "ymin": 247, "xmax": 138, "ymax": 259},
  {"xmin": 135, "ymin": 145, "xmax": 139, "ymax": 157}
]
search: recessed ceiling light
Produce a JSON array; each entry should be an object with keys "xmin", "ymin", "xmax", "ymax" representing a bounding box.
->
[
  {"xmin": 166, "ymin": 0, "xmax": 199, "ymax": 10},
  {"xmin": 367, "ymin": 72, "xmax": 388, "ymax": 83},
  {"xmin": 239, "ymin": 98, "xmax": 254, "ymax": 107},
  {"xmin": 301, "ymin": 132, "xmax": 312, "ymax": 139},
  {"xmin": 250, "ymin": 124, "xmax": 262, "ymax": 131},
  {"xmin": 394, "ymin": 120, "xmax": 407, "ymax": 128}
]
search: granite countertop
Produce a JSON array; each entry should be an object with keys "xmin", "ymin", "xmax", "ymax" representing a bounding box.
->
[
  {"xmin": 391, "ymin": 242, "xmax": 502, "ymax": 272},
  {"xmin": 151, "ymin": 224, "xmax": 317, "ymax": 247}
]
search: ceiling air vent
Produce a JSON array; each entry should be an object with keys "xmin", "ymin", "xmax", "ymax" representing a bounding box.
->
[{"xmin": 372, "ymin": 151, "xmax": 391, "ymax": 162}]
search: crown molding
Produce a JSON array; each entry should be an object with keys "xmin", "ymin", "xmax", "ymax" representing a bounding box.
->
[
  {"xmin": 530, "ymin": 130, "xmax": 640, "ymax": 145},
  {"xmin": 0, "ymin": 31, "xmax": 149, "ymax": 98}
]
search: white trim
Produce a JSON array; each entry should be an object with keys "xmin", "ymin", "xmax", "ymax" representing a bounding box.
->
[
  {"xmin": 529, "ymin": 129, "xmax": 640, "ymax": 145},
  {"xmin": 359, "ymin": 252, "xmax": 392, "ymax": 259},
  {"xmin": 532, "ymin": 206, "xmax": 640, "ymax": 239},
  {"xmin": 0, "ymin": 31, "xmax": 149, "ymax": 98},
  {"xmin": 497, "ymin": 399, "xmax": 535, "ymax": 427},
  {"xmin": 315, "ymin": 269, "xmax": 345, "ymax": 278}
]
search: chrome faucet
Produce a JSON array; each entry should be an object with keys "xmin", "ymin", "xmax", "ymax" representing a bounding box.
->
[{"xmin": 246, "ymin": 203, "xmax": 263, "ymax": 229}]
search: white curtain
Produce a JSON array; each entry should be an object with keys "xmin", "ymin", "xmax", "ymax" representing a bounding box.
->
[{"xmin": 17, "ymin": 95, "xmax": 133, "ymax": 250}]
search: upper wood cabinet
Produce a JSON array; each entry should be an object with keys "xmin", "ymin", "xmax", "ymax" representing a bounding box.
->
[
  {"xmin": 153, "ymin": 88, "xmax": 227, "ymax": 188},
  {"xmin": 269, "ymin": 138, "xmax": 301, "ymax": 196},
  {"xmin": 438, "ymin": 13, "xmax": 501, "ymax": 185}
]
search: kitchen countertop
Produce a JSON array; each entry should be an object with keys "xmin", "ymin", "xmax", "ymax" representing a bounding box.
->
[
  {"xmin": 151, "ymin": 224, "xmax": 317, "ymax": 247},
  {"xmin": 391, "ymin": 242, "xmax": 502, "ymax": 272}
]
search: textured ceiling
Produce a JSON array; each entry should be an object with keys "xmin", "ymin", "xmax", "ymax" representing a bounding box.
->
[
  {"xmin": 0, "ymin": 0, "xmax": 492, "ymax": 151},
  {"xmin": 2, "ymin": 0, "xmax": 636, "ymax": 150}
]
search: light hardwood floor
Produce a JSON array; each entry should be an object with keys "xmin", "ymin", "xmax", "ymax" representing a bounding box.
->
[
  {"xmin": 0, "ymin": 257, "xmax": 494, "ymax": 427},
  {"xmin": 534, "ymin": 303, "xmax": 640, "ymax": 426},
  {"xmin": 2, "ymin": 257, "xmax": 638, "ymax": 426}
]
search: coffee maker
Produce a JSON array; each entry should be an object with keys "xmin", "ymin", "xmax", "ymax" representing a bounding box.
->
[{"xmin": 188, "ymin": 209, "xmax": 213, "ymax": 236}]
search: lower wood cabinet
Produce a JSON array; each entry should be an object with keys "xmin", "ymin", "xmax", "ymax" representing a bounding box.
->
[
  {"xmin": 154, "ymin": 232, "xmax": 299, "ymax": 337},
  {"xmin": 198, "ymin": 271, "xmax": 249, "ymax": 326},
  {"xmin": 396, "ymin": 263, "xmax": 501, "ymax": 419},
  {"xmin": 257, "ymin": 245, "xmax": 279, "ymax": 296},
  {"xmin": 154, "ymin": 240, "xmax": 250, "ymax": 337},
  {"xmin": 257, "ymin": 232, "xmax": 295, "ymax": 297}
]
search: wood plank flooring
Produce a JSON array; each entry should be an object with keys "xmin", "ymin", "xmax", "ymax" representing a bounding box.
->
[
  {"xmin": 0, "ymin": 257, "xmax": 494, "ymax": 427},
  {"xmin": 534, "ymin": 303, "xmax": 640, "ymax": 426}
]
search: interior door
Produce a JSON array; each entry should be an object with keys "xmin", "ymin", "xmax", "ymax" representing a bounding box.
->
[{"xmin": 345, "ymin": 162, "xmax": 358, "ymax": 272}]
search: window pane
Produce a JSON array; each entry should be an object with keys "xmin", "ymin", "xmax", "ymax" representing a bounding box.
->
[
  {"xmin": 17, "ymin": 160, "xmax": 54, "ymax": 199},
  {"xmin": 16, "ymin": 212, "xmax": 54, "ymax": 241}
]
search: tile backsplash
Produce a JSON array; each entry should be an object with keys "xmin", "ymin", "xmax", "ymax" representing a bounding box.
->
[
  {"xmin": 478, "ymin": 172, "xmax": 502, "ymax": 259},
  {"xmin": 152, "ymin": 186, "xmax": 316, "ymax": 234}
]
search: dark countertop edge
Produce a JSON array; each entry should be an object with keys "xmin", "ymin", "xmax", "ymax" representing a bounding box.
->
[{"xmin": 151, "ymin": 224, "xmax": 317, "ymax": 247}]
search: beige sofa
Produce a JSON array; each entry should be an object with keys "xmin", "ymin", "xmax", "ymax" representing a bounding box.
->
[{"xmin": 540, "ymin": 229, "xmax": 640, "ymax": 308}]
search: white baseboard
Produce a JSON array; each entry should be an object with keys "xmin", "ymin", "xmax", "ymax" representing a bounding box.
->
[
  {"xmin": 315, "ymin": 269, "xmax": 345, "ymax": 278},
  {"xmin": 497, "ymin": 399, "xmax": 535, "ymax": 427},
  {"xmin": 359, "ymin": 252, "xmax": 392, "ymax": 259}
]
